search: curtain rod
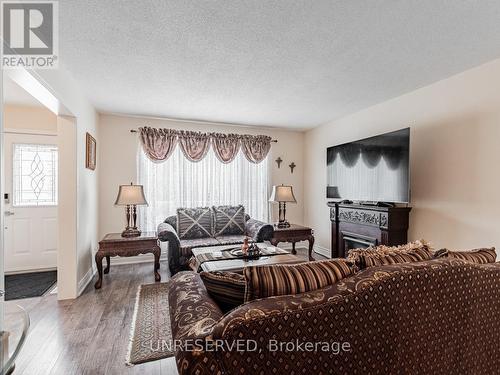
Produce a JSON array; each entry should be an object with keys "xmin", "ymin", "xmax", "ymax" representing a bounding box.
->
[{"xmin": 130, "ymin": 129, "xmax": 278, "ymax": 143}]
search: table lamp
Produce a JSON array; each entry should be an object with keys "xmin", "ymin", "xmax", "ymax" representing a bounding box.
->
[
  {"xmin": 114, "ymin": 183, "xmax": 148, "ymax": 237},
  {"xmin": 269, "ymin": 185, "xmax": 296, "ymax": 228}
]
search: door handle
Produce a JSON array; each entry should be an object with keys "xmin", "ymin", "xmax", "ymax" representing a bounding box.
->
[{"xmin": 4, "ymin": 211, "xmax": 14, "ymax": 216}]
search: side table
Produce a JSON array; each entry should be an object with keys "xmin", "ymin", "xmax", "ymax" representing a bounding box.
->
[
  {"xmin": 270, "ymin": 224, "xmax": 315, "ymax": 260},
  {"xmin": 94, "ymin": 232, "xmax": 161, "ymax": 289}
]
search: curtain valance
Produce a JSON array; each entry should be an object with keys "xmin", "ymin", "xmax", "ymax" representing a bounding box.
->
[{"xmin": 139, "ymin": 127, "xmax": 272, "ymax": 164}]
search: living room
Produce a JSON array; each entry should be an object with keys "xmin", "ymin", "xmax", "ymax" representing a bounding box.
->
[{"xmin": 1, "ymin": 1, "xmax": 500, "ymax": 375}]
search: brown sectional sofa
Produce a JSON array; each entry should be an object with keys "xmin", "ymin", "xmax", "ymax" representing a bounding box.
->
[{"xmin": 168, "ymin": 258, "xmax": 500, "ymax": 375}]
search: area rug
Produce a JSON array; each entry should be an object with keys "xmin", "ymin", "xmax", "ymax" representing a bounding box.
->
[
  {"xmin": 126, "ymin": 282, "xmax": 174, "ymax": 365},
  {"xmin": 4, "ymin": 270, "xmax": 57, "ymax": 301}
]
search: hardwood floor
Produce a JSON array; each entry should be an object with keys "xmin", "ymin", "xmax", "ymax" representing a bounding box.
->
[{"xmin": 6, "ymin": 247, "xmax": 321, "ymax": 375}]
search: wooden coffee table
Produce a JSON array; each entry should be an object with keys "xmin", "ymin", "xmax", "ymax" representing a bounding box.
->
[
  {"xmin": 94, "ymin": 232, "xmax": 161, "ymax": 289},
  {"xmin": 192, "ymin": 244, "xmax": 305, "ymax": 273}
]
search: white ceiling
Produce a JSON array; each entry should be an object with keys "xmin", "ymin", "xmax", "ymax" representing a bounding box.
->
[
  {"xmin": 4, "ymin": 78, "xmax": 44, "ymax": 107},
  {"xmin": 59, "ymin": 1, "xmax": 500, "ymax": 129}
]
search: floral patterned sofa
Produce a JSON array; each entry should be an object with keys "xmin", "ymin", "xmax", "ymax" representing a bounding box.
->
[
  {"xmin": 168, "ymin": 255, "xmax": 500, "ymax": 374},
  {"xmin": 158, "ymin": 205, "xmax": 273, "ymax": 274}
]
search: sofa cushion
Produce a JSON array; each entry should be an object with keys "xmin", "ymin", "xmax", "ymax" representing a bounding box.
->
[
  {"xmin": 243, "ymin": 258, "xmax": 354, "ymax": 302},
  {"xmin": 213, "ymin": 205, "xmax": 245, "ymax": 237},
  {"xmin": 434, "ymin": 247, "xmax": 496, "ymax": 264},
  {"xmin": 347, "ymin": 240, "xmax": 433, "ymax": 270},
  {"xmin": 215, "ymin": 234, "xmax": 248, "ymax": 246},
  {"xmin": 200, "ymin": 271, "xmax": 246, "ymax": 312},
  {"xmin": 177, "ymin": 207, "xmax": 213, "ymax": 239},
  {"xmin": 179, "ymin": 237, "xmax": 221, "ymax": 257}
]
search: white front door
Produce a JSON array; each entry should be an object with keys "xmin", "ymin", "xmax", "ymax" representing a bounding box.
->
[{"xmin": 3, "ymin": 133, "xmax": 58, "ymax": 273}]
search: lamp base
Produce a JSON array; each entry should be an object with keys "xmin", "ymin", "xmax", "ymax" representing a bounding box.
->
[
  {"xmin": 121, "ymin": 228, "xmax": 141, "ymax": 238},
  {"xmin": 275, "ymin": 221, "xmax": 291, "ymax": 228}
]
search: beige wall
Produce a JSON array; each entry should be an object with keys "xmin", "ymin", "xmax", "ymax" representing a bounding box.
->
[
  {"xmin": 34, "ymin": 67, "xmax": 99, "ymax": 298},
  {"xmin": 304, "ymin": 58, "xmax": 500, "ymax": 256},
  {"xmin": 98, "ymin": 114, "xmax": 304, "ymax": 240},
  {"xmin": 4, "ymin": 104, "xmax": 57, "ymax": 132}
]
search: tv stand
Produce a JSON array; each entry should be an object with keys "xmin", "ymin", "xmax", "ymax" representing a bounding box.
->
[{"xmin": 327, "ymin": 202, "xmax": 411, "ymax": 258}]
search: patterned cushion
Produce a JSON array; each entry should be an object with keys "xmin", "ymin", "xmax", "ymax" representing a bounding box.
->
[
  {"xmin": 212, "ymin": 205, "xmax": 245, "ymax": 237},
  {"xmin": 434, "ymin": 247, "xmax": 497, "ymax": 264},
  {"xmin": 347, "ymin": 240, "xmax": 433, "ymax": 270},
  {"xmin": 243, "ymin": 258, "xmax": 354, "ymax": 302},
  {"xmin": 200, "ymin": 271, "xmax": 246, "ymax": 312},
  {"xmin": 176, "ymin": 207, "xmax": 213, "ymax": 239}
]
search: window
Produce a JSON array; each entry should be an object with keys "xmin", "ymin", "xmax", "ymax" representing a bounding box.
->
[
  {"xmin": 13, "ymin": 144, "xmax": 58, "ymax": 207},
  {"xmin": 137, "ymin": 146, "xmax": 270, "ymax": 232}
]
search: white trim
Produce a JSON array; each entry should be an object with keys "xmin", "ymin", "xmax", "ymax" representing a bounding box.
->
[
  {"xmin": 5, "ymin": 266, "xmax": 57, "ymax": 275},
  {"xmin": 103, "ymin": 111, "xmax": 305, "ymax": 133},
  {"xmin": 104, "ymin": 255, "xmax": 158, "ymax": 266},
  {"xmin": 313, "ymin": 245, "xmax": 331, "ymax": 258},
  {"xmin": 90, "ymin": 250, "xmax": 167, "ymax": 267},
  {"xmin": 3, "ymin": 128, "xmax": 58, "ymax": 136},
  {"xmin": 77, "ymin": 267, "xmax": 96, "ymax": 296},
  {"xmin": 277, "ymin": 242, "xmax": 331, "ymax": 258}
]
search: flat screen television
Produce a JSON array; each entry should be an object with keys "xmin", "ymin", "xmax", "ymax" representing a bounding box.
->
[{"xmin": 326, "ymin": 128, "xmax": 410, "ymax": 203}]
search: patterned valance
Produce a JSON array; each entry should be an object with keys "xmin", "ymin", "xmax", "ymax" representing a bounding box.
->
[{"xmin": 138, "ymin": 127, "xmax": 272, "ymax": 164}]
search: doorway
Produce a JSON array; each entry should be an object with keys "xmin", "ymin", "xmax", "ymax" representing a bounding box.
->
[{"xmin": 2, "ymin": 80, "xmax": 59, "ymax": 300}]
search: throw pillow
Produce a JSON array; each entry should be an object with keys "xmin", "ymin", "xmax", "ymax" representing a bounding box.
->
[
  {"xmin": 243, "ymin": 258, "xmax": 354, "ymax": 302},
  {"xmin": 177, "ymin": 207, "xmax": 213, "ymax": 239},
  {"xmin": 212, "ymin": 205, "xmax": 246, "ymax": 237},
  {"xmin": 347, "ymin": 240, "xmax": 433, "ymax": 270},
  {"xmin": 434, "ymin": 247, "xmax": 496, "ymax": 264},
  {"xmin": 200, "ymin": 271, "xmax": 246, "ymax": 312}
]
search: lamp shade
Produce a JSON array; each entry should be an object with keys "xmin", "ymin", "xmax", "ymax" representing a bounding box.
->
[
  {"xmin": 114, "ymin": 183, "xmax": 148, "ymax": 206},
  {"xmin": 269, "ymin": 185, "xmax": 297, "ymax": 203}
]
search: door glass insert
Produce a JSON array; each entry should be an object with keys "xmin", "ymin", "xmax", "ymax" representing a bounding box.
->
[{"xmin": 13, "ymin": 144, "xmax": 58, "ymax": 206}]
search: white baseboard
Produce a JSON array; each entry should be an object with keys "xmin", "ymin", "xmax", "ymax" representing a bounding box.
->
[
  {"xmin": 271, "ymin": 241, "xmax": 331, "ymax": 258},
  {"xmin": 78, "ymin": 267, "xmax": 96, "ymax": 296},
  {"xmin": 5, "ymin": 266, "xmax": 57, "ymax": 275},
  {"xmin": 313, "ymin": 245, "xmax": 330, "ymax": 258},
  {"xmin": 103, "ymin": 253, "xmax": 165, "ymax": 266}
]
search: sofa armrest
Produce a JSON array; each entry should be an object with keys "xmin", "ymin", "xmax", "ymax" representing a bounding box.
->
[
  {"xmin": 245, "ymin": 218, "xmax": 274, "ymax": 242},
  {"xmin": 168, "ymin": 272, "xmax": 224, "ymax": 374},
  {"xmin": 157, "ymin": 222, "xmax": 179, "ymax": 243},
  {"xmin": 157, "ymin": 222, "xmax": 183, "ymax": 274}
]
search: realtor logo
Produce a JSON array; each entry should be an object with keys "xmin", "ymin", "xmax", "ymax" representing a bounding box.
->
[{"xmin": 1, "ymin": 1, "xmax": 58, "ymax": 68}]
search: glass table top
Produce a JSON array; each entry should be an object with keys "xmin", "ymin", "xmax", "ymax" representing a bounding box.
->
[{"xmin": 0, "ymin": 303, "xmax": 30, "ymax": 375}]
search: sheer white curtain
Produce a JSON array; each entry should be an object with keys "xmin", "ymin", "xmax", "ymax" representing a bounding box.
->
[{"xmin": 137, "ymin": 145, "xmax": 270, "ymax": 232}]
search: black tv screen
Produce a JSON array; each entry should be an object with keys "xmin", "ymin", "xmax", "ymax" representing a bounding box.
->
[{"xmin": 326, "ymin": 128, "xmax": 410, "ymax": 203}]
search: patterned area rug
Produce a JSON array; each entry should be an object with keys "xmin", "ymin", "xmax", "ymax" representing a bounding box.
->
[{"xmin": 127, "ymin": 282, "xmax": 174, "ymax": 365}]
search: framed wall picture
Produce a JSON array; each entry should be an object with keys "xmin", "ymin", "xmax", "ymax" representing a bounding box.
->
[{"xmin": 86, "ymin": 132, "xmax": 96, "ymax": 170}]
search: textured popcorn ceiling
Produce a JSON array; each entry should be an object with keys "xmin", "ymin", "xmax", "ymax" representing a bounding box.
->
[{"xmin": 58, "ymin": 1, "xmax": 500, "ymax": 129}]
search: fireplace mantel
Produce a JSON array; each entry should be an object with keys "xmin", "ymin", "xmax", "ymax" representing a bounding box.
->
[{"xmin": 328, "ymin": 202, "xmax": 412, "ymax": 258}]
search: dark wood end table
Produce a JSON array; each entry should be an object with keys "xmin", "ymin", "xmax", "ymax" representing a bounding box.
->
[
  {"xmin": 94, "ymin": 232, "xmax": 161, "ymax": 289},
  {"xmin": 270, "ymin": 224, "xmax": 315, "ymax": 260}
]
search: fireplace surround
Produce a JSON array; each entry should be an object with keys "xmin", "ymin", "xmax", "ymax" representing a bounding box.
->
[{"xmin": 328, "ymin": 202, "xmax": 412, "ymax": 258}]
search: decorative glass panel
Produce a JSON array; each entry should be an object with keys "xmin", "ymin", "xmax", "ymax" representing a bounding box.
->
[{"xmin": 13, "ymin": 144, "xmax": 58, "ymax": 207}]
